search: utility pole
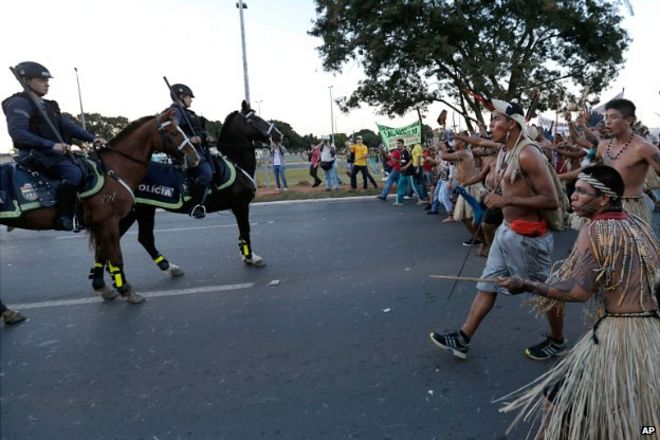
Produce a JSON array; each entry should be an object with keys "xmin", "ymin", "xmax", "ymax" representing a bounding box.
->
[
  {"xmin": 328, "ymin": 85, "xmax": 335, "ymax": 145},
  {"xmin": 236, "ymin": 1, "xmax": 250, "ymax": 104}
]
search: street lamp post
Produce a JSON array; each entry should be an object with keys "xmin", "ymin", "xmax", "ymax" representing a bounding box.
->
[
  {"xmin": 256, "ymin": 100, "xmax": 263, "ymax": 115},
  {"xmin": 328, "ymin": 85, "xmax": 335, "ymax": 145},
  {"xmin": 236, "ymin": 1, "xmax": 250, "ymax": 104}
]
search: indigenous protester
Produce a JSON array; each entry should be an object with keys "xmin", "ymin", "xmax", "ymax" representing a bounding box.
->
[
  {"xmin": 308, "ymin": 144, "xmax": 322, "ymax": 187},
  {"xmin": 560, "ymin": 99, "xmax": 660, "ymax": 225},
  {"xmin": 497, "ymin": 165, "xmax": 659, "ymax": 440},
  {"xmin": 377, "ymin": 139, "xmax": 403, "ymax": 201},
  {"xmin": 2, "ymin": 61, "xmax": 107, "ymax": 230},
  {"xmin": 430, "ymin": 99, "xmax": 564, "ymax": 361},
  {"xmin": 349, "ymin": 136, "xmax": 378, "ymax": 190},
  {"xmin": 319, "ymin": 136, "xmax": 339, "ymax": 191},
  {"xmin": 1, "ymin": 300, "xmax": 26, "ymax": 325},
  {"xmin": 270, "ymin": 139, "xmax": 288, "ymax": 191},
  {"xmin": 169, "ymin": 83, "xmax": 213, "ymax": 219},
  {"xmin": 438, "ymin": 132, "xmax": 485, "ymax": 246}
]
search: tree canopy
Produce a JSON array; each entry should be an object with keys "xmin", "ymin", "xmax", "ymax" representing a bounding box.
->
[{"xmin": 310, "ymin": 0, "xmax": 629, "ymax": 129}]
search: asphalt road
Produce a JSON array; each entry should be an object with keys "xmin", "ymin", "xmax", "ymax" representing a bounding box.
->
[{"xmin": 0, "ymin": 199, "xmax": 618, "ymax": 439}]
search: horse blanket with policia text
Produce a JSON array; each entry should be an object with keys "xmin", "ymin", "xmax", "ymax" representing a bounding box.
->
[
  {"xmin": 135, "ymin": 154, "xmax": 236, "ymax": 209},
  {"xmin": 0, "ymin": 158, "xmax": 104, "ymax": 218}
]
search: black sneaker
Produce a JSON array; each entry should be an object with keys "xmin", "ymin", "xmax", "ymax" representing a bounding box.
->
[
  {"xmin": 462, "ymin": 238, "xmax": 482, "ymax": 246},
  {"xmin": 429, "ymin": 331, "xmax": 469, "ymax": 360},
  {"xmin": 525, "ymin": 336, "xmax": 567, "ymax": 361}
]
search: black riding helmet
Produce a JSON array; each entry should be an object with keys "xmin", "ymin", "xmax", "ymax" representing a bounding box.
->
[
  {"xmin": 15, "ymin": 61, "xmax": 53, "ymax": 79},
  {"xmin": 171, "ymin": 83, "xmax": 195, "ymax": 99}
]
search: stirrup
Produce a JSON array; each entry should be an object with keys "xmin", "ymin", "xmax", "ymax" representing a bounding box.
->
[{"xmin": 190, "ymin": 204, "xmax": 206, "ymax": 219}]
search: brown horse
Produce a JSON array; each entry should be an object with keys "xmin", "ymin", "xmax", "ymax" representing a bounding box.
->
[{"xmin": 1, "ymin": 109, "xmax": 199, "ymax": 304}]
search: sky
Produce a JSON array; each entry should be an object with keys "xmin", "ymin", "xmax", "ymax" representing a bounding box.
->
[{"xmin": 1, "ymin": 0, "xmax": 658, "ymax": 153}]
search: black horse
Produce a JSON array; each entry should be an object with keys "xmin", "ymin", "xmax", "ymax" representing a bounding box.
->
[{"xmin": 89, "ymin": 101, "xmax": 280, "ymax": 295}]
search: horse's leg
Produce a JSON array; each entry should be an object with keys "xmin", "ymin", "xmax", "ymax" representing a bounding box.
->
[
  {"xmin": 93, "ymin": 219, "xmax": 145, "ymax": 304},
  {"xmin": 89, "ymin": 210, "xmax": 137, "ymax": 300},
  {"xmin": 136, "ymin": 206, "xmax": 183, "ymax": 277},
  {"xmin": 232, "ymin": 203, "xmax": 265, "ymax": 267}
]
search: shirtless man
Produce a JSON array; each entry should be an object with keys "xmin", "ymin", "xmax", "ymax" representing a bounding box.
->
[
  {"xmin": 455, "ymin": 132, "xmax": 503, "ymax": 255},
  {"xmin": 439, "ymin": 133, "xmax": 485, "ymax": 246},
  {"xmin": 561, "ymin": 99, "xmax": 660, "ymax": 224},
  {"xmin": 430, "ymin": 99, "xmax": 564, "ymax": 361}
]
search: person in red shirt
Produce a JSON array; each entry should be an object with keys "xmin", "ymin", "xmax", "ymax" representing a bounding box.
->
[
  {"xmin": 376, "ymin": 139, "xmax": 404, "ymax": 201},
  {"xmin": 309, "ymin": 144, "xmax": 322, "ymax": 187}
]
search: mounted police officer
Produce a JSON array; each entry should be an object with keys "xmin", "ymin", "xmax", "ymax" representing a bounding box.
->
[
  {"xmin": 169, "ymin": 83, "xmax": 213, "ymax": 219},
  {"xmin": 2, "ymin": 61, "xmax": 106, "ymax": 231}
]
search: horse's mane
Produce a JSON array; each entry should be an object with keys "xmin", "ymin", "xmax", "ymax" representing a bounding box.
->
[
  {"xmin": 218, "ymin": 111, "xmax": 239, "ymax": 140},
  {"xmin": 110, "ymin": 115, "xmax": 155, "ymax": 145}
]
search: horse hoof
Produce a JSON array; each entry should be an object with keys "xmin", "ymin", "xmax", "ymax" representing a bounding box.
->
[
  {"xmin": 167, "ymin": 263, "xmax": 184, "ymax": 277},
  {"xmin": 122, "ymin": 291, "xmax": 146, "ymax": 305},
  {"xmin": 95, "ymin": 286, "xmax": 119, "ymax": 301}
]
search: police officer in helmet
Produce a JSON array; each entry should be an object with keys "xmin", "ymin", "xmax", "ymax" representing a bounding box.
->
[
  {"xmin": 170, "ymin": 83, "xmax": 213, "ymax": 219},
  {"xmin": 2, "ymin": 61, "xmax": 106, "ymax": 231}
]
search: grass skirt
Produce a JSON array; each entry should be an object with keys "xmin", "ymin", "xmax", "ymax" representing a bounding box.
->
[
  {"xmin": 622, "ymin": 196, "xmax": 652, "ymax": 226},
  {"xmin": 498, "ymin": 312, "xmax": 660, "ymax": 440}
]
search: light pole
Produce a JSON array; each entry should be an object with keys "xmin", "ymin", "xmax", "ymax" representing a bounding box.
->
[
  {"xmin": 256, "ymin": 99, "xmax": 263, "ymax": 115},
  {"xmin": 236, "ymin": 1, "xmax": 250, "ymax": 104},
  {"xmin": 74, "ymin": 67, "xmax": 86, "ymax": 130},
  {"xmin": 328, "ymin": 85, "xmax": 335, "ymax": 145}
]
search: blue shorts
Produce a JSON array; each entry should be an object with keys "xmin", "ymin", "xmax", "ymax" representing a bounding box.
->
[{"xmin": 476, "ymin": 222, "xmax": 553, "ymax": 294}]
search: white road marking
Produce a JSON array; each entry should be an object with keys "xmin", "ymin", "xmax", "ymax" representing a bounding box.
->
[{"xmin": 12, "ymin": 282, "xmax": 256, "ymax": 310}]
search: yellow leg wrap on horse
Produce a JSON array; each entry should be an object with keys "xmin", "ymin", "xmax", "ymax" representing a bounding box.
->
[
  {"xmin": 153, "ymin": 255, "xmax": 165, "ymax": 264},
  {"xmin": 107, "ymin": 263, "xmax": 124, "ymax": 289}
]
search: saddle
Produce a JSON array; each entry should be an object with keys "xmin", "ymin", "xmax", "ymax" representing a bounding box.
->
[
  {"xmin": 134, "ymin": 153, "xmax": 236, "ymax": 209},
  {"xmin": 0, "ymin": 156, "xmax": 104, "ymax": 219}
]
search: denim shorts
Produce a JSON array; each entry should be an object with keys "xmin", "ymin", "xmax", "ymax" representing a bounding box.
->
[{"xmin": 476, "ymin": 223, "xmax": 553, "ymax": 294}]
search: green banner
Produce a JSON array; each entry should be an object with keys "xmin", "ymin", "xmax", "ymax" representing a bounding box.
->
[{"xmin": 377, "ymin": 120, "xmax": 422, "ymax": 150}]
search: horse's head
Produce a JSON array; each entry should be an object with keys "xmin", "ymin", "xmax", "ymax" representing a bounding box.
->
[
  {"xmin": 154, "ymin": 109, "xmax": 200, "ymax": 167},
  {"xmin": 238, "ymin": 100, "xmax": 282, "ymax": 144}
]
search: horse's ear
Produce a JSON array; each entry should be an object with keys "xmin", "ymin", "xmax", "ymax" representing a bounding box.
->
[
  {"xmin": 164, "ymin": 108, "xmax": 176, "ymax": 119},
  {"xmin": 241, "ymin": 100, "xmax": 249, "ymax": 111}
]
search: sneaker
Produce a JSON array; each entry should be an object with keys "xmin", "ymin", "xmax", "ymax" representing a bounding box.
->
[
  {"xmin": 376, "ymin": 195, "xmax": 387, "ymax": 201},
  {"xmin": 525, "ymin": 336, "xmax": 567, "ymax": 361},
  {"xmin": 424, "ymin": 204, "xmax": 432, "ymax": 210},
  {"xmin": 429, "ymin": 331, "xmax": 469, "ymax": 360},
  {"xmin": 416, "ymin": 200, "xmax": 427, "ymax": 205},
  {"xmin": 392, "ymin": 202, "xmax": 404, "ymax": 206},
  {"xmin": 2, "ymin": 309, "xmax": 26, "ymax": 325},
  {"xmin": 403, "ymin": 195, "xmax": 413, "ymax": 200},
  {"xmin": 462, "ymin": 238, "xmax": 482, "ymax": 246}
]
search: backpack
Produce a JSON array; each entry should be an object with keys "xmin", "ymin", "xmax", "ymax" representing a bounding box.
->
[{"xmin": 509, "ymin": 139, "xmax": 570, "ymax": 231}]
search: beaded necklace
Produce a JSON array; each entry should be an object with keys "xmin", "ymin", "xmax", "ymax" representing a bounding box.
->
[{"xmin": 605, "ymin": 134, "xmax": 634, "ymax": 161}]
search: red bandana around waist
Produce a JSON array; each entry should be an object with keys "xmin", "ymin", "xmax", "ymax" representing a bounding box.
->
[{"xmin": 509, "ymin": 219, "xmax": 549, "ymax": 237}]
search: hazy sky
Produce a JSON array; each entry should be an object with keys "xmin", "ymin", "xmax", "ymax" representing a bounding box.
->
[{"xmin": 1, "ymin": 0, "xmax": 658, "ymax": 152}]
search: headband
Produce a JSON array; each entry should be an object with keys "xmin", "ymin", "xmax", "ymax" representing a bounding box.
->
[{"xmin": 577, "ymin": 173, "xmax": 618, "ymax": 198}]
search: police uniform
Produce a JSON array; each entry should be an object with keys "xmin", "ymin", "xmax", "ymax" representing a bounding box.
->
[
  {"xmin": 169, "ymin": 83, "xmax": 213, "ymax": 219},
  {"xmin": 2, "ymin": 62, "xmax": 97, "ymax": 230}
]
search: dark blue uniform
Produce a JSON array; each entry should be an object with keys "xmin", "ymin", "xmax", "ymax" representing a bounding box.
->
[
  {"xmin": 2, "ymin": 92, "xmax": 95, "ymax": 186},
  {"xmin": 170, "ymin": 105, "xmax": 213, "ymax": 187}
]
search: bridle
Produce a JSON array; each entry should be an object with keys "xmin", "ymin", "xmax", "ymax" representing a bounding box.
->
[
  {"xmin": 155, "ymin": 113, "xmax": 199, "ymax": 163},
  {"xmin": 241, "ymin": 110, "xmax": 281, "ymax": 141}
]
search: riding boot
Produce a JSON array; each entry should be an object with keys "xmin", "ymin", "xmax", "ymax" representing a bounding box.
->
[
  {"xmin": 55, "ymin": 183, "xmax": 78, "ymax": 231},
  {"xmin": 190, "ymin": 184, "xmax": 209, "ymax": 219}
]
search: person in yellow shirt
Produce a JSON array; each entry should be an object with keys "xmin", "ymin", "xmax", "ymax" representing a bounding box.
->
[
  {"xmin": 349, "ymin": 135, "xmax": 378, "ymax": 189},
  {"xmin": 411, "ymin": 143, "xmax": 429, "ymax": 201}
]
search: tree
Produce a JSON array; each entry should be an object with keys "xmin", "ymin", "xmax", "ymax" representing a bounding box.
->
[
  {"xmin": 310, "ymin": 0, "xmax": 629, "ymax": 130},
  {"xmin": 270, "ymin": 120, "xmax": 305, "ymax": 151},
  {"xmin": 64, "ymin": 112, "xmax": 129, "ymax": 141}
]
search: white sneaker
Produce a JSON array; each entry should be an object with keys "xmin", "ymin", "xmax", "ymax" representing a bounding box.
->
[{"xmin": 403, "ymin": 195, "xmax": 412, "ymax": 200}]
